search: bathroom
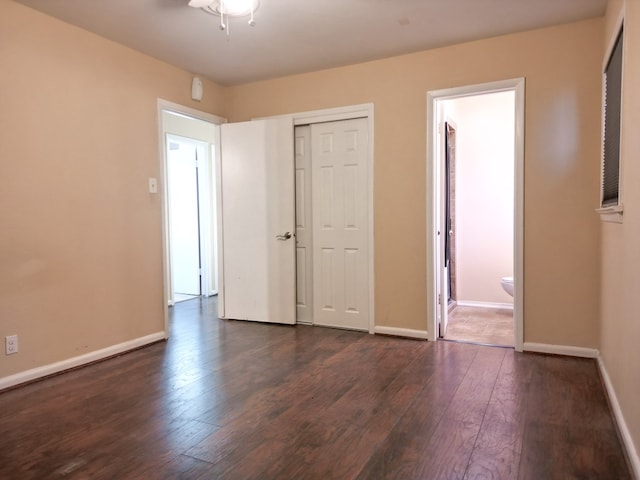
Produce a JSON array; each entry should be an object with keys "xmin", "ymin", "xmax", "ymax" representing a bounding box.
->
[{"xmin": 438, "ymin": 90, "xmax": 515, "ymax": 347}]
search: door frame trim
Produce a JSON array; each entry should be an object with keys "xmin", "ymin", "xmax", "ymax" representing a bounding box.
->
[
  {"xmin": 157, "ymin": 99, "xmax": 226, "ymax": 338},
  {"xmin": 426, "ymin": 79, "xmax": 525, "ymax": 351},
  {"xmin": 258, "ymin": 103, "xmax": 375, "ymax": 334}
]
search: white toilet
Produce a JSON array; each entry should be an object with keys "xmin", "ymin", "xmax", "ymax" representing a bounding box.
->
[{"xmin": 501, "ymin": 276, "xmax": 514, "ymax": 297}]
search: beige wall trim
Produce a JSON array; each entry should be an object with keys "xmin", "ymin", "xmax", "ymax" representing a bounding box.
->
[
  {"xmin": 523, "ymin": 342, "xmax": 599, "ymax": 358},
  {"xmin": 374, "ymin": 326, "xmax": 429, "ymax": 340},
  {"xmin": 0, "ymin": 332, "xmax": 166, "ymax": 391},
  {"xmin": 598, "ymin": 356, "xmax": 640, "ymax": 478},
  {"xmin": 456, "ymin": 301, "xmax": 514, "ymax": 311}
]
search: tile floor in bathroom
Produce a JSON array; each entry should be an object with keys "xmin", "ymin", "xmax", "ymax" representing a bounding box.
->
[{"xmin": 445, "ymin": 305, "xmax": 514, "ymax": 347}]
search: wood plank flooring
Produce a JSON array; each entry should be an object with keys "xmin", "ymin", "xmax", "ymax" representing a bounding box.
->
[{"xmin": 0, "ymin": 296, "xmax": 631, "ymax": 479}]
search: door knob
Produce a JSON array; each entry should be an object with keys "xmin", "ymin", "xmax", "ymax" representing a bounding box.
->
[{"xmin": 276, "ymin": 232, "xmax": 292, "ymax": 240}]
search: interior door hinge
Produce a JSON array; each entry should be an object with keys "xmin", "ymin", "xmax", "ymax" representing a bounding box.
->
[{"xmin": 438, "ymin": 294, "xmax": 441, "ymax": 305}]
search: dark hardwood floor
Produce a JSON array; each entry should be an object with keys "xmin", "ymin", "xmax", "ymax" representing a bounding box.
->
[{"xmin": 0, "ymin": 296, "xmax": 631, "ymax": 479}]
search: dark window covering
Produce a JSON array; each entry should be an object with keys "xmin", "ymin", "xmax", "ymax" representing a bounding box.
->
[{"xmin": 602, "ymin": 26, "xmax": 623, "ymax": 207}]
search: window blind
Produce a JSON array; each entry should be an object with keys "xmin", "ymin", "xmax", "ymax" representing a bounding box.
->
[{"xmin": 602, "ymin": 27, "xmax": 623, "ymax": 207}]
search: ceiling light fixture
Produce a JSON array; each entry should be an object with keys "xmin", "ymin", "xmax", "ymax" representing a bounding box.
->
[{"xmin": 188, "ymin": 0, "xmax": 259, "ymax": 36}]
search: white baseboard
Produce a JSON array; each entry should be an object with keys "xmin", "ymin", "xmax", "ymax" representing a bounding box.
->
[
  {"xmin": 374, "ymin": 326, "xmax": 429, "ymax": 340},
  {"xmin": 0, "ymin": 331, "xmax": 166, "ymax": 391},
  {"xmin": 598, "ymin": 356, "xmax": 640, "ymax": 478},
  {"xmin": 523, "ymin": 342, "xmax": 599, "ymax": 358},
  {"xmin": 456, "ymin": 300, "xmax": 514, "ymax": 310}
]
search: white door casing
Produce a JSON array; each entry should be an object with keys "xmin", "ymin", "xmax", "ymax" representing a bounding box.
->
[
  {"xmin": 437, "ymin": 119, "xmax": 449, "ymax": 337},
  {"xmin": 311, "ymin": 118, "xmax": 369, "ymax": 331},
  {"xmin": 218, "ymin": 118, "xmax": 296, "ymax": 325},
  {"xmin": 295, "ymin": 126, "xmax": 313, "ymax": 324},
  {"xmin": 437, "ymin": 119, "xmax": 457, "ymax": 337},
  {"xmin": 434, "ymin": 107, "xmax": 444, "ymax": 337}
]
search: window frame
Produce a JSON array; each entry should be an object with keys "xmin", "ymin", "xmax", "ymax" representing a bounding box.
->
[{"xmin": 597, "ymin": 14, "xmax": 625, "ymax": 223}]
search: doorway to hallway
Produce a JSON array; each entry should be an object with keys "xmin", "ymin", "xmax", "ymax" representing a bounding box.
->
[{"xmin": 159, "ymin": 103, "xmax": 222, "ymax": 321}]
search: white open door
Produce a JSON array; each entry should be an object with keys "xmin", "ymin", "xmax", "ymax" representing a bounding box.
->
[
  {"xmin": 218, "ymin": 118, "xmax": 296, "ymax": 325},
  {"xmin": 167, "ymin": 136, "xmax": 201, "ymax": 297},
  {"xmin": 435, "ymin": 117, "xmax": 449, "ymax": 338}
]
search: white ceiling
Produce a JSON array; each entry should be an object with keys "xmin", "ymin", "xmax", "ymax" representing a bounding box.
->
[{"xmin": 16, "ymin": 0, "xmax": 607, "ymax": 86}]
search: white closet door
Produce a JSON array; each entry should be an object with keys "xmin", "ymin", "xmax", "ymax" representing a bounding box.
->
[
  {"xmin": 312, "ymin": 118, "xmax": 369, "ymax": 331},
  {"xmin": 219, "ymin": 118, "xmax": 296, "ymax": 324}
]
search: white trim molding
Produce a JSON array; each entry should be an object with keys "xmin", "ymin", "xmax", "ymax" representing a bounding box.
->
[
  {"xmin": 157, "ymin": 99, "xmax": 226, "ymax": 125},
  {"xmin": 523, "ymin": 342, "xmax": 599, "ymax": 358},
  {"xmin": 374, "ymin": 326, "xmax": 429, "ymax": 340},
  {"xmin": 598, "ymin": 356, "xmax": 640, "ymax": 478},
  {"xmin": 0, "ymin": 332, "xmax": 166, "ymax": 391},
  {"xmin": 596, "ymin": 204, "xmax": 624, "ymax": 223},
  {"xmin": 255, "ymin": 103, "xmax": 372, "ymax": 126},
  {"xmin": 456, "ymin": 301, "xmax": 514, "ymax": 311}
]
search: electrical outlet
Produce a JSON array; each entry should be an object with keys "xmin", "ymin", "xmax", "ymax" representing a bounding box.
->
[{"xmin": 5, "ymin": 335, "xmax": 18, "ymax": 355}]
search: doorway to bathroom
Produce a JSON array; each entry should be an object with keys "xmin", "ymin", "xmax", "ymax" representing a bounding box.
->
[{"xmin": 427, "ymin": 79, "xmax": 524, "ymax": 351}]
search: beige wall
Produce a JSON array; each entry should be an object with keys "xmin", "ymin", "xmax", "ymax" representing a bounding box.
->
[
  {"xmin": 443, "ymin": 92, "xmax": 515, "ymax": 306},
  {"xmin": 226, "ymin": 19, "xmax": 603, "ymax": 345},
  {"xmin": 601, "ymin": 0, "xmax": 640, "ymax": 469},
  {"xmin": 0, "ymin": 1, "xmax": 225, "ymax": 378}
]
